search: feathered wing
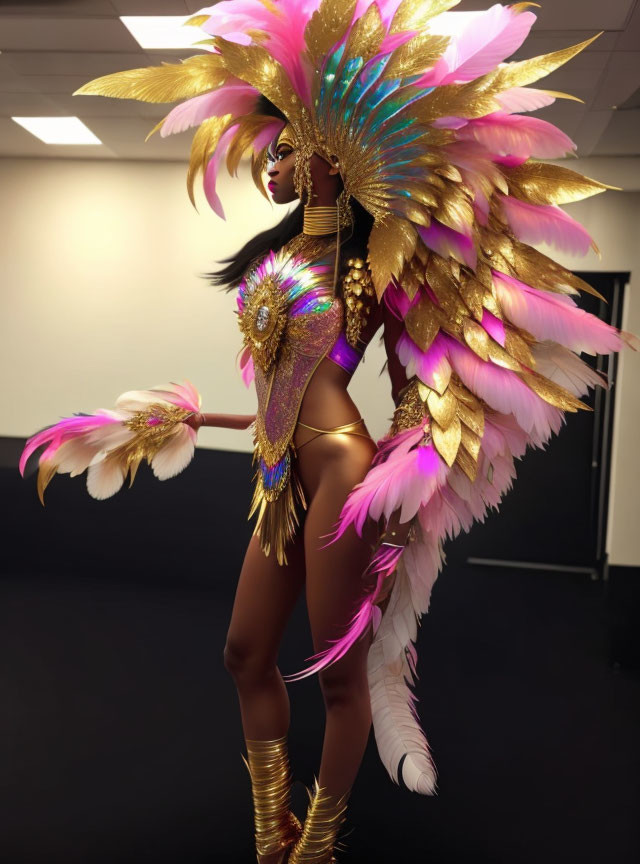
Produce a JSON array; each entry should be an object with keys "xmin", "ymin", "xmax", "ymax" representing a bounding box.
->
[
  {"xmin": 19, "ymin": 382, "xmax": 201, "ymax": 504},
  {"xmin": 272, "ymin": 1, "xmax": 637, "ymax": 794}
]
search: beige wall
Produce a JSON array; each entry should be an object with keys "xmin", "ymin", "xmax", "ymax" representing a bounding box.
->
[{"xmin": 1, "ymin": 157, "xmax": 638, "ymax": 565}]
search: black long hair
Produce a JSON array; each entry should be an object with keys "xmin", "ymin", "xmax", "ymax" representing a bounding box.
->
[{"xmin": 202, "ymin": 96, "xmax": 374, "ymax": 293}]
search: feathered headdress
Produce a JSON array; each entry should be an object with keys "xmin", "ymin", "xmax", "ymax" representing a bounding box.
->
[{"xmin": 74, "ymin": 0, "xmax": 612, "ymax": 301}]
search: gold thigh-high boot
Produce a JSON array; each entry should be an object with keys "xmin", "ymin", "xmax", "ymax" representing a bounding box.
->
[
  {"xmin": 288, "ymin": 777, "xmax": 351, "ymax": 864},
  {"xmin": 242, "ymin": 735, "xmax": 303, "ymax": 863}
]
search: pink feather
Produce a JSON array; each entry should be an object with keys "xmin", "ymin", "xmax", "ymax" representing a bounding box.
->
[
  {"xmin": 237, "ymin": 345, "xmax": 255, "ymax": 387},
  {"xmin": 160, "ymin": 83, "xmax": 259, "ymax": 137},
  {"xmin": 446, "ymin": 336, "xmax": 564, "ymax": 440},
  {"xmin": 493, "ymin": 271, "xmax": 623, "ymax": 354},
  {"xmin": 417, "ymin": 4, "xmax": 536, "ymax": 87},
  {"xmin": 496, "ymin": 87, "xmax": 558, "ymax": 113},
  {"xmin": 417, "ymin": 221, "xmax": 477, "ymax": 269},
  {"xmin": 203, "ymin": 123, "xmax": 239, "ymax": 219},
  {"xmin": 396, "ymin": 331, "xmax": 451, "ymax": 392},
  {"xmin": 460, "ymin": 112, "xmax": 576, "ymax": 159},
  {"xmin": 498, "ymin": 195, "xmax": 595, "ymax": 256}
]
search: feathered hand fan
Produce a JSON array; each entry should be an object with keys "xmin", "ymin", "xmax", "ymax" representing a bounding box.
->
[{"xmin": 19, "ymin": 381, "xmax": 201, "ymax": 504}]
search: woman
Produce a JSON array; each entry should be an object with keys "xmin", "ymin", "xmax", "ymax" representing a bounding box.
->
[
  {"xmin": 188, "ymin": 100, "xmax": 414, "ymax": 863},
  {"xmin": 19, "ymin": 2, "xmax": 637, "ymax": 862}
]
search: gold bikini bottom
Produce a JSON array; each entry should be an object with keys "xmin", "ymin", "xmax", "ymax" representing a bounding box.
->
[{"xmin": 293, "ymin": 417, "xmax": 373, "ymax": 453}]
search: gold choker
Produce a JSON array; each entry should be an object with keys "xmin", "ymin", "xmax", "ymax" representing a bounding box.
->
[{"xmin": 303, "ymin": 205, "xmax": 338, "ymax": 236}]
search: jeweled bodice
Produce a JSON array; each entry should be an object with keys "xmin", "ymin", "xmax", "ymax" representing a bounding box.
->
[{"xmin": 236, "ymin": 234, "xmax": 344, "ymax": 467}]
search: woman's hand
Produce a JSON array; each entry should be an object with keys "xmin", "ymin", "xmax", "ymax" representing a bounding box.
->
[
  {"xmin": 182, "ymin": 412, "xmax": 205, "ymax": 431},
  {"xmin": 380, "ymin": 508, "xmax": 415, "ymax": 547}
]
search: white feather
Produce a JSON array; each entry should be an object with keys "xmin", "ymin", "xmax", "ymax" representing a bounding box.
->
[{"xmin": 151, "ymin": 424, "xmax": 196, "ymax": 480}]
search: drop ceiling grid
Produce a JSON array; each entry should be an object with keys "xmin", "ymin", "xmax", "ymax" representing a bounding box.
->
[{"xmin": 0, "ymin": 0, "xmax": 637, "ymax": 159}]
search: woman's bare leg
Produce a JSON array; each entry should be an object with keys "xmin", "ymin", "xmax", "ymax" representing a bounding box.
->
[
  {"xmin": 224, "ymin": 529, "xmax": 306, "ymax": 740},
  {"xmin": 297, "ymin": 434, "xmax": 380, "ymax": 800}
]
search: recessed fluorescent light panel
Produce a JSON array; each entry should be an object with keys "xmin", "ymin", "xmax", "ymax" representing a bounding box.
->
[
  {"xmin": 11, "ymin": 117, "xmax": 102, "ymax": 145},
  {"xmin": 120, "ymin": 11, "xmax": 480, "ymax": 51},
  {"xmin": 120, "ymin": 16, "xmax": 203, "ymax": 50}
]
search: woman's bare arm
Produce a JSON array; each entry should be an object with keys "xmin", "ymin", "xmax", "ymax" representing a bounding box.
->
[
  {"xmin": 380, "ymin": 299, "xmax": 415, "ymax": 545},
  {"xmin": 183, "ymin": 412, "xmax": 256, "ymax": 431}
]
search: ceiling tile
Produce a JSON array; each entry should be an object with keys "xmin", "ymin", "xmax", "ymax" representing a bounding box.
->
[
  {"xmin": 3, "ymin": 50, "xmax": 150, "ymax": 77},
  {"xmin": 46, "ymin": 92, "xmax": 168, "ymax": 119},
  {"xmin": 110, "ymin": 1, "xmax": 189, "ymax": 12},
  {"xmin": 592, "ymin": 51, "xmax": 640, "ymax": 110},
  {"xmin": 77, "ymin": 116, "xmax": 191, "ymax": 160},
  {"xmin": 458, "ymin": 0, "xmax": 635, "ymax": 30},
  {"xmin": 573, "ymin": 109, "xmax": 617, "ymax": 155},
  {"xmin": 0, "ymin": 16, "xmax": 140, "ymax": 52},
  {"xmin": 0, "ymin": 91, "xmax": 61, "ymax": 115},
  {"xmin": 0, "ymin": 1, "xmax": 115, "ymax": 14},
  {"xmin": 591, "ymin": 108, "xmax": 640, "ymax": 155}
]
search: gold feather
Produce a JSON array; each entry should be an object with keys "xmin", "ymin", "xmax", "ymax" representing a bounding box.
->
[
  {"xmin": 367, "ymin": 216, "xmax": 418, "ymax": 300},
  {"xmin": 383, "ymin": 33, "xmax": 450, "ymax": 80},
  {"xmin": 187, "ymin": 115, "xmax": 233, "ymax": 208},
  {"xmin": 72, "ymin": 54, "xmax": 227, "ymax": 103},
  {"xmin": 226, "ymin": 115, "xmax": 281, "ymax": 177},
  {"xmin": 504, "ymin": 162, "xmax": 616, "ymax": 206},
  {"xmin": 494, "ymin": 33, "xmax": 603, "ymax": 91},
  {"xmin": 213, "ymin": 37, "xmax": 304, "ymax": 123},
  {"xmin": 389, "ymin": 0, "xmax": 461, "ymax": 34},
  {"xmin": 343, "ymin": 1, "xmax": 385, "ymax": 65},
  {"xmin": 184, "ymin": 14, "xmax": 210, "ymax": 28},
  {"xmin": 304, "ymin": 0, "xmax": 359, "ymax": 66},
  {"xmin": 405, "ymin": 295, "xmax": 441, "ymax": 352}
]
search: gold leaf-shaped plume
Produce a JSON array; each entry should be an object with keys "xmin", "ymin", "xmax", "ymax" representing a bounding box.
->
[
  {"xmin": 383, "ymin": 33, "xmax": 450, "ymax": 80},
  {"xmin": 431, "ymin": 416, "xmax": 462, "ymax": 466},
  {"xmin": 214, "ymin": 37, "xmax": 304, "ymax": 124},
  {"xmin": 183, "ymin": 14, "xmax": 210, "ymax": 28},
  {"xmin": 519, "ymin": 369, "xmax": 590, "ymax": 412},
  {"xmin": 305, "ymin": 0, "xmax": 359, "ymax": 66},
  {"xmin": 405, "ymin": 294, "xmax": 441, "ymax": 352},
  {"xmin": 510, "ymin": 240, "xmax": 607, "ymax": 301},
  {"xmin": 434, "ymin": 184, "xmax": 475, "ymax": 235},
  {"xmin": 393, "ymin": 198, "xmax": 432, "ymax": 229},
  {"xmin": 455, "ymin": 445, "xmax": 478, "ymax": 482},
  {"xmin": 389, "ymin": 0, "xmax": 461, "ymax": 33},
  {"xmin": 343, "ymin": 1, "xmax": 385, "ymax": 65},
  {"xmin": 449, "ymin": 376, "xmax": 481, "ymax": 411},
  {"xmin": 505, "ymin": 328, "xmax": 536, "ymax": 368},
  {"xmin": 397, "ymin": 181, "xmax": 440, "ymax": 210},
  {"xmin": 494, "ymin": 33, "xmax": 602, "ymax": 91},
  {"xmin": 427, "ymin": 388, "xmax": 458, "ymax": 428},
  {"xmin": 226, "ymin": 115, "xmax": 281, "ymax": 177},
  {"xmin": 463, "ymin": 319, "xmax": 490, "ymax": 361},
  {"xmin": 459, "ymin": 273, "xmax": 486, "ymax": 321},
  {"xmin": 73, "ymin": 54, "xmax": 227, "ymax": 103},
  {"xmin": 504, "ymin": 162, "xmax": 614, "ymax": 206},
  {"xmin": 487, "ymin": 340, "xmax": 524, "ymax": 372},
  {"xmin": 187, "ymin": 115, "xmax": 233, "ymax": 208},
  {"xmin": 456, "ymin": 399, "xmax": 484, "ymax": 438},
  {"xmin": 459, "ymin": 422, "xmax": 482, "ymax": 461},
  {"xmin": 426, "ymin": 255, "xmax": 469, "ymax": 323},
  {"xmin": 367, "ymin": 216, "xmax": 418, "ymax": 300},
  {"xmin": 413, "ymin": 78, "xmax": 501, "ymax": 124}
]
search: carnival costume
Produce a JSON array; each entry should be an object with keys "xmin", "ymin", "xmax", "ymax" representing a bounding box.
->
[{"xmin": 19, "ymin": 1, "xmax": 639, "ymax": 860}]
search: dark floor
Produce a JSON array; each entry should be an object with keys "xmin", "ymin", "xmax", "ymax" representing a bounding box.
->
[{"xmin": 2, "ymin": 444, "xmax": 639, "ymax": 864}]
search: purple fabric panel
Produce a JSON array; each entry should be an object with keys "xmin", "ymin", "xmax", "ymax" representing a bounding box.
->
[{"xmin": 326, "ymin": 330, "xmax": 363, "ymax": 375}]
